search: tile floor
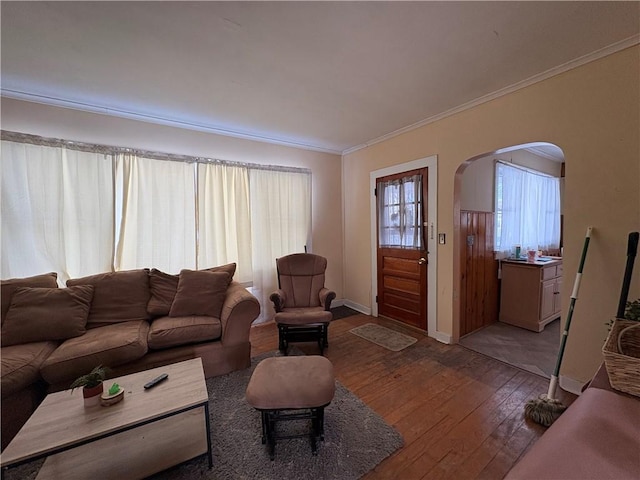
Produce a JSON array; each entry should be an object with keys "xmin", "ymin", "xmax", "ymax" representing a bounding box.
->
[{"xmin": 459, "ymin": 319, "xmax": 560, "ymax": 378}]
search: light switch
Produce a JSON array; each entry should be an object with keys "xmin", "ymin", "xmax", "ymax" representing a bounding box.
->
[{"xmin": 438, "ymin": 233, "xmax": 446, "ymax": 244}]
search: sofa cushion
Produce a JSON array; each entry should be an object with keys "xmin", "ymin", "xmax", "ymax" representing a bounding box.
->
[
  {"xmin": 169, "ymin": 270, "xmax": 231, "ymax": 318},
  {"xmin": 1, "ymin": 272, "xmax": 58, "ymax": 325},
  {"xmin": 1, "ymin": 341, "xmax": 58, "ymax": 398},
  {"xmin": 148, "ymin": 316, "xmax": 222, "ymax": 350},
  {"xmin": 147, "ymin": 263, "xmax": 236, "ymax": 317},
  {"xmin": 40, "ymin": 320, "xmax": 149, "ymax": 385},
  {"xmin": 67, "ymin": 269, "xmax": 150, "ymax": 326},
  {"xmin": 1, "ymin": 285, "xmax": 94, "ymax": 347}
]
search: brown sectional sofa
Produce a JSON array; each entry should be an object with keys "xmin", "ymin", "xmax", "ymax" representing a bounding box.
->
[
  {"xmin": 1, "ymin": 266, "xmax": 260, "ymax": 450},
  {"xmin": 505, "ymin": 364, "xmax": 640, "ymax": 480}
]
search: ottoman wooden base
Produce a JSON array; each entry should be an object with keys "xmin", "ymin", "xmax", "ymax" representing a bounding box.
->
[
  {"xmin": 259, "ymin": 405, "xmax": 328, "ymax": 460},
  {"xmin": 245, "ymin": 356, "xmax": 335, "ymax": 460}
]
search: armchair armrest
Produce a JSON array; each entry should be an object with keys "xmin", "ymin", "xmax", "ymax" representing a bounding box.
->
[
  {"xmin": 269, "ymin": 289, "xmax": 287, "ymax": 312},
  {"xmin": 319, "ymin": 287, "xmax": 336, "ymax": 311},
  {"xmin": 220, "ymin": 281, "xmax": 260, "ymax": 346}
]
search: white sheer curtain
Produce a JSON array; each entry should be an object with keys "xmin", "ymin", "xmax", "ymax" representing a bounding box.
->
[
  {"xmin": 249, "ymin": 168, "xmax": 311, "ymax": 322},
  {"xmin": 377, "ymin": 174, "xmax": 423, "ymax": 248},
  {"xmin": 2, "ymin": 136, "xmax": 314, "ymax": 322},
  {"xmin": 114, "ymin": 154, "xmax": 196, "ymax": 273},
  {"xmin": 1, "ymin": 141, "xmax": 114, "ymax": 283},
  {"xmin": 495, "ymin": 162, "xmax": 561, "ymax": 255},
  {"xmin": 197, "ymin": 163, "xmax": 252, "ymax": 283}
]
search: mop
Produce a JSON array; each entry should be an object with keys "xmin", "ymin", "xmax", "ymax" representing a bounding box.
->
[{"xmin": 524, "ymin": 226, "xmax": 593, "ymax": 427}]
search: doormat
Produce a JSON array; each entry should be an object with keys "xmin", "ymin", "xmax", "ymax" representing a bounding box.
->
[{"xmin": 349, "ymin": 323, "xmax": 417, "ymax": 351}]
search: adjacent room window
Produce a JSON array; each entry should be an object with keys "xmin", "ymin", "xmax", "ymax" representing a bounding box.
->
[
  {"xmin": 494, "ymin": 161, "xmax": 561, "ymax": 255},
  {"xmin": 377, "ymin": 174, "xmax": 423, "ymax": 248}
]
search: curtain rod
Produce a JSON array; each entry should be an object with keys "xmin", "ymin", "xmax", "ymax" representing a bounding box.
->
[
  {"xmin": 495, "ymin": 159, "xmax": 556, "ymax": 178},
  {"xmin": 1, "ymin": 130, "xmax": 311, "ymax": 175}
]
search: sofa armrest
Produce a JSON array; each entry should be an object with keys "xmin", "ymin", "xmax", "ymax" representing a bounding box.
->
[
  {"xmin": 220, "ymin": 282, "xmax": 260, "ymax": 346},
  {"xmin": 269, "ymin": 289, "xmax": 287, "ymax": 312},
  {"xmin": 319, "ymin": 288, "xmax": 336, "ymax": 311}
]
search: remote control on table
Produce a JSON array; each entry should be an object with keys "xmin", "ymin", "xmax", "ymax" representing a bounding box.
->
[{"xmin": 144, "ymin": 373, "xmax": 168, "ymax": 389}]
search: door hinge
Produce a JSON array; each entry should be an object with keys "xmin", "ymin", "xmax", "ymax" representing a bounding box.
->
[
  {"xmin": 374, "ymin": 187, "xmax": 377, "ymax": 196},
  {"xmin": 375, "ymin": 295, "xmax": 379, "ymax": 303}
]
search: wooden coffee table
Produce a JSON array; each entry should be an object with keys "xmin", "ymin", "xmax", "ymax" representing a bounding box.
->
[{"xmin": 1, "ymin": 358, "xmax": 211, "ymax": 479}]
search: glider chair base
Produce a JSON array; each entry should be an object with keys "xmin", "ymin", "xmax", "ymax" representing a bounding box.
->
[{"xmin": 277, "ymin": 322, "xmax": 329, "ymax": 355}]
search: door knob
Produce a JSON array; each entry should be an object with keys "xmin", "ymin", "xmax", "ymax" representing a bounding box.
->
[{"xmin": 418, "ymin": 257, "xmax": 427, "ymax": 265}]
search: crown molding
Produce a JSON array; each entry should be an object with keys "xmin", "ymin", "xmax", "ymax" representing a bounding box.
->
[
  {"xmin": 3, "ymin": 33, "xmax": 637, "ymax": 158},
  {"xmin": 0, "ymin": 90, "xmax": 343, "ymax": 156},
  {"xmin": 342, "ymin": 34, "xmax": 640, "ymax": 156}
]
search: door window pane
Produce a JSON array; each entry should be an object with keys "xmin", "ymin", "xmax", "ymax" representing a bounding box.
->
[{"xmin": 377, "ymin": 174, "xmax": 423, "ymax": 248}]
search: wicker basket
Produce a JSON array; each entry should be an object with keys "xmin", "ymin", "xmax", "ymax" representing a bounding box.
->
[{"xmin": 602, "ymin": 319, "xmax": 640, "ymax": 397}]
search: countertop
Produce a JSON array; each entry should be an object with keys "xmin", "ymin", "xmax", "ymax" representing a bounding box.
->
[{"xmin": 502, "ymin": 257, "xmax": 562, "ymax": 267}]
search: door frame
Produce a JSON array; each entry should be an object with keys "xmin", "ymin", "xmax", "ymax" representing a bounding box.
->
[{"xmin": 370, "ymin": 155, "xmax": 439, "ymax": 339}]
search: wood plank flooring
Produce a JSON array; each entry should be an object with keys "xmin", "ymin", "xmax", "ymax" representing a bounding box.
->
[{"xmin": 250, "ymin": 314, "xmax": 576, "ymax": 480}]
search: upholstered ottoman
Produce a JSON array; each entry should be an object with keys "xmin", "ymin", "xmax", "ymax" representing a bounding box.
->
[{"xmin": 245, "ymin": 355, "xmax": 335, "ymax": 460}]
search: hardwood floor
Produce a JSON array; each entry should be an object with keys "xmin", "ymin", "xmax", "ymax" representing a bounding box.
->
[{"xmin": 250, "ymin": 314, "xmax": 576, "ymax": 480}]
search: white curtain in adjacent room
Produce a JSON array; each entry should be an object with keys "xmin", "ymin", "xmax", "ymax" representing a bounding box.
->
[
  {"xmin": 1, "ymin": 141, "xmax": 114, "ymax": 283},
  {"xmin": 495, "ymin": 162, "xmax": 561, "ymax": 255},
  {"xmin": 114, "ymin": 154, "xmax": 196, "ymax": 273},
  {"xmin": 197, "ymin": 162, "xmax": 252, "ymax": 283},
  {"xmin": 249, "ymin": 168, "xmax": 312, "ymax": 322}
]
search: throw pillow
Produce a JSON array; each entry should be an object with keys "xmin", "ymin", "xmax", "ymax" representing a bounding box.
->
[
  {"xmin": 1, "ymin": 285, "xmax": 94, "ymax": 347},
  {"xmin": 1, "ymin": 272, "xmax": 58, "ymax": 325},
  {"xmin": 147, "ymin": 263, "xmax": 236, "ymax": 317},
  {"xmin": 147, "ymin": 269, "xmax": 180, "ymax": 317},
  {"xmin": 169, "ymin": 270, "xmax": 231, "ymax": 319}
]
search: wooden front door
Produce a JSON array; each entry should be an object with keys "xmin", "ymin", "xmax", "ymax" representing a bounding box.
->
[{"xmin": 376, "ymin": 168, "xmax": 428, "ymax": 330}]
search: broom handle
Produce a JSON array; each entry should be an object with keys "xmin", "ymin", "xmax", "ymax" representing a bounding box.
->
[
  {"xmin": 616, "ymin": 232, "xmax": 639, "ymax": 318},
  {"xmin": 547, "ymin": 226, "xmax": 593, "ymax": 399}
]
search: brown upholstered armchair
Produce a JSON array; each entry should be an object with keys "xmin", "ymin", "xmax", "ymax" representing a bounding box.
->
[{"xmin": 269, "ymin": 253, "xmax": 336, "ymax": 355}]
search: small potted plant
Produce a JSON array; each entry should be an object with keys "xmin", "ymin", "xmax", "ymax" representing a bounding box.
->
[{"xmin": 70, "ymin": 365, "xmax": 109, "ymax": 407}]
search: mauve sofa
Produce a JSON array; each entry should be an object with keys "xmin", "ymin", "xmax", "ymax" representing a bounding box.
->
[
  {"xmin": 505, "ymin": 364, "xmax": 640, "ymax": 480},
  {"xmin": 1, "ymin": 265, "xmax": 260, "ymax": 450}
]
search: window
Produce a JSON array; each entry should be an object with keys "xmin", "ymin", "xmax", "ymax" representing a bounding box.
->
[
  {"xmin": 495, "ymin": 162, "xmax": 560, "ymax": 255},
  {"xmin": 1, "ymin": 134, "xmax": 311, "ymax": 322},
  {"xmin": 377, "ymin": 173, "xmax": 423, "ymax": 248}
]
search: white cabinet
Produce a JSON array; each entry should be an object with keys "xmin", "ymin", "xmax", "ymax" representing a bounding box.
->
[{"xmin": 499, "ymin": 260, "xmax": 563, "ymax": 332}]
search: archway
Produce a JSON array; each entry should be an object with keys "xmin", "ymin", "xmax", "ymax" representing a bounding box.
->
[{"xmin": 452, "ymin": 142, "xmax": 565, "ymax": 375}]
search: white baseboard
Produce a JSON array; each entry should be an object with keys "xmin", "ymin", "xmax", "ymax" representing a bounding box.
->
[
  {"xmin": 430, "ymin": 331, "xmax": 452, "ymax": 344},
  {"xmin": 342, "ymin": 299, "xmax": 371, "ymax": 316},
  {"xmin": 338, "ymin": 299, "xmax": 449, "ymax": 343},
  {"xmin": 559, "ymin": 374, "xmax": 586, "ymax": 396},
  {"xmin": 330, "ymin": 299, "xmax": 345, "ymax": 307}
]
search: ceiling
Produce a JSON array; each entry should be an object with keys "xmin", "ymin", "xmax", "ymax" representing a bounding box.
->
[{"xmin": 1, "ymin": 2, "xmax": 639, "ymax": 154}]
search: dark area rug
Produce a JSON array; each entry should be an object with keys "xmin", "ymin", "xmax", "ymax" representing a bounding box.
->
[{"xmin": 5, "ymin": 350, "xmax": 403, "ymax": 480}]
